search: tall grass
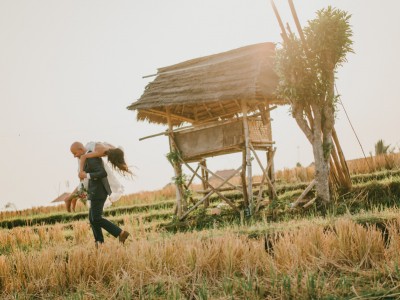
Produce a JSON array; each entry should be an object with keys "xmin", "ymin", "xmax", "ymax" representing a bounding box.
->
[{"xmin": 1, "ymin": 215, "xmax": 400, "ymax": 298}]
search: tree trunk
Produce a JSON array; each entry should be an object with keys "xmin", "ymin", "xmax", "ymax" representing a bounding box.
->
[
  {"xmin": 312, "ymin": 137, "xmax": 330, "ymax": 203},
  {"xmin": 293, "ymin": 104, "xmax": 331, "ymax": 204}
]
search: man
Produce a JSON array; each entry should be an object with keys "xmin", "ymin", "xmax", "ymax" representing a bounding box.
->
[{"xmin": 70, "ymin": 141, "xmax": 130, "ymax": 245}]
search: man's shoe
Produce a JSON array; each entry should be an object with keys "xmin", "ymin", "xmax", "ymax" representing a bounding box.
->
[{"xmin": 119, "ymin": 231, "xmax": 130, "ymax": 244}]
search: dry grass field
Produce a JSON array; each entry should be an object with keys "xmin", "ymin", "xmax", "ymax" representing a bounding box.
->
[
  {"xmin": 2, "ymin": 209, "xmax": 400, "ymax": 299},
  {"xmin": 1, "ymin": 153, "xmax": 400, "ymax": 299}
]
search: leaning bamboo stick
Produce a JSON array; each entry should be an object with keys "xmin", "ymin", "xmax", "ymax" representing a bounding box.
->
[
  {"xmin": 270, "ymin": 0, "xmax": 289, "ymax": 42},
  {"xmin": 332, "ymin": 128, "xmax": 352, "ymax": 188},
  {"xmin": 290, "ymin": 179, "xmax": 316, "ymax": 208},
  {"xmin": 288, "ymin": 0, "xmax": 307, "ymax": 46}
]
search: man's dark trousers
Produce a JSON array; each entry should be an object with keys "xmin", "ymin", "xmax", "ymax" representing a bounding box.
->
[
  {"xmin": 89, "ymin": 197, "xmax": 121, "ymax": 243},
  {"xmin": 85, "ymin": 156, "xmax": 122, "ymax": 243}
]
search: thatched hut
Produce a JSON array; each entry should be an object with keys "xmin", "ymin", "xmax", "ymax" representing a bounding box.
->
[{"xmin": 128, "ymin": 42, "xmax": 288, "ymax": 219}]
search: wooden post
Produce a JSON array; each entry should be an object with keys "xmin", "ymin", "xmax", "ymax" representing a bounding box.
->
[
  {"xmin": 241, "ymin": 150, "xmax": 250, "ymax": 208},
  {"xmin": 264, "ymin": 103, "xmax": 276, "ymax": 198},
  {"xmin": 166, "ymin": 107, "xmax": 186, "ymax": 217},
  {"xmin": 200, "ymin": 159, "xmax": 209, "ymax": 208},
  {"xmin": 242, "ymin": 100, "xmax": 253, "ymax": 215}
]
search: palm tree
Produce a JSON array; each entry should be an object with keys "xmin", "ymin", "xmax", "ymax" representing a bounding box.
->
[{"xmin": 374, "ymin": 139, "xmax": 391, "ymax": 155}]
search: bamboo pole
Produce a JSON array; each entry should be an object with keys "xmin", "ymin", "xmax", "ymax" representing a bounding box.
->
[
  {"xmin": 332, "ymin": 128, "xmax": 352, "ymax": 189},
  {"xmin": 290, "ymin": 179, "xmax": 316, "ymax": 208},
  {"xmin": 240, "ymin": 149, "xmax": 250, "ymax": 208},
  {"xmin": 264, "ymin": 103, "xmax": 276, "ymax": 197},
  {"xmin": 270, "ymin": 0, "xmax": 289, "ymax": 42},
  {"xmin": 330, "ymin": 145, "xmax": 346, "ymax": 187},
  {"xmin": 288, "ymin": 0, "xmax": 307, "ymax": 46},
  {"xmin": 166, "ymin": 108, "xmax": 184, "ymax": 217},
  {"xmin": 200, "ymin": 159, "xmax": 210, "ymax": 208},
  {"xmin": 242, "ymin": 100, "xmax": 253, "ymax": 214}
]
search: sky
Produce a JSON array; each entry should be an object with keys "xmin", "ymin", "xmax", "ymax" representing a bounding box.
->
[{"xmin": 1, "ymin": 0, "xmax": 399, "ymax": 210}]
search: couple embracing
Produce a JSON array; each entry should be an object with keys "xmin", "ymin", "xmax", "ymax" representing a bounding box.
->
[{"xmin": 69, "ymin": 141, "xmax": 130, "ymax": 247}]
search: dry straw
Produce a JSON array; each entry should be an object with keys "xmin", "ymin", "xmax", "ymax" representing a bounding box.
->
[{"xmin": 0, "ymin": 215, "xmax": 400, "ymax": 298}]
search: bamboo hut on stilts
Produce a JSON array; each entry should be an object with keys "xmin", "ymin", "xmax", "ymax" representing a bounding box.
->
[
  {"xmin": 128, "ymin": 36, "xmax": 352, "ymax": 218},
  {"xmin": 128, "ymin": 43, "xmax": 285, "ymax": 219}
]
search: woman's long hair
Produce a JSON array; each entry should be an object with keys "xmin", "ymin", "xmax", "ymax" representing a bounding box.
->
[{"xmin": 105, "ymin": 148, "xmax": 132, "ymax": 176}]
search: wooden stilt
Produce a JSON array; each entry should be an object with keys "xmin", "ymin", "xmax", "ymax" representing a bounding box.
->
[
  {"xmin": 266, "ymin": 148, "xmax": 276, "ymax": 198},
  {"xmin": 166, "ymin": 108, "xmax": 185, "ymax": 217},
  {"xmin": 241, "ymin": 150, "xmax": 249, "ymax": 208},
  {"xmin": 242, "ymin": 101, "xmax": 253, "ymax": 214},
  {"xmin": 263, "ymin": 103, "xmax": 276, "ymax": 198},
  {"xmin": 200, "ymin": 159, "xmax": 209, "ymax": 208}
]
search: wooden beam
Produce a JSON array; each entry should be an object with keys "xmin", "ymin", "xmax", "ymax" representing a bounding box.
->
[
  {"xmin": 143, "ymin": 109, "xmax": 195, "ymax": 123},
  {"xmin": 219, "ymin": 102, "xmax": 227, "ymax": 114},
  {"xmin": 203, "ymin": 103, "xmax": 214, "ymax": 118}
]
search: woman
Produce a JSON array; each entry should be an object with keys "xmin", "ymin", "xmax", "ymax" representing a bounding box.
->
[
  {"xmin": 79, "ymin": 142, "xmax": 132, "ymax": 178},
  {"xmin": 78, "ymin": 142, "xmax": 132, "ymax": 207}
]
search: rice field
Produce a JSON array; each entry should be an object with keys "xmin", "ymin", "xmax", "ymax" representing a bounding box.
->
[
  {"xmin": 2, "ymin": 156, "xmax": 400, "ymax": 299},
  {"xmin": 2, "ymin": 209, "xmax": 400, "ymax": 299}
]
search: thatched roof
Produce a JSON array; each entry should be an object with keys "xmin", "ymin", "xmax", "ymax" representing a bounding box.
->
[{"xmin": 127, "ymin": 42, "xmax": 287, "ymax": 126}]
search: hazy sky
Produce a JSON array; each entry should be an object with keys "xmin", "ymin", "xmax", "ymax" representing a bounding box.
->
[{"xmin": 1, "ymin": 1, "xmax": 399, "ymax": 210}]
